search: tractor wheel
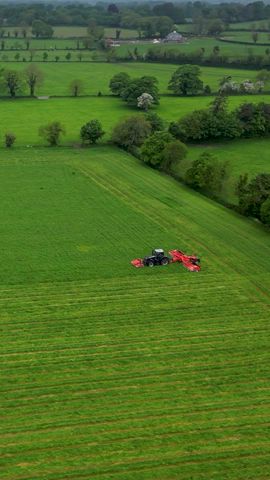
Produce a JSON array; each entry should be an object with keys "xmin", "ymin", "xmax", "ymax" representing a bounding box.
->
[
  {"xmin": 161, "ymin": 257, "xmax": 169, "ymax": 266},
  {"xmin": 148, "ymin": 260, "xmax": 154, "ymax": 267}
]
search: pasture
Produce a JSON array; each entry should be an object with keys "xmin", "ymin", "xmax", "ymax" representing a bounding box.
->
[
  {"xmin": 222, "ymin": 30, "xmax": 270, "ymax": 44},
  {"xmin": 115, "ymin": 37, "xmax": 270, "ymax": 58},
  {"xmin": 1, "ymin": 94, "xmax": 270, "ymax": 147},
  {"xmin": 1, "ymin": 145, "xmax": 270, "ymax": 479},
  {"xmin": 0, "ymin": 62, "xmax": 260, "ymax": 96}
]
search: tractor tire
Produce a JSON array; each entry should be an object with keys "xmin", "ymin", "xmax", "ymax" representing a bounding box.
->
[
  {"xmin": 148, "ymin": 260, "xmax": 154, "ymax": 267},
  {"xmin": 161, "ymin": 257, "xmax": 169, "ymax": 266}
]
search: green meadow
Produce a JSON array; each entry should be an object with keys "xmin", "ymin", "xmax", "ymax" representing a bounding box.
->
[
  {"xmin": 1, "ymin": 94, "xmax": 270, "ymax": 146},
  {"xmin": 1, "ymin": 146, "xmax": 270, "ymax": 479},
  {"xmin": 0, "ymin": 62, "xmax": 260, "ymax": 96},
  {"xmin": 115, "ymin": 37, "xmax": 270, "ymax": 58}
]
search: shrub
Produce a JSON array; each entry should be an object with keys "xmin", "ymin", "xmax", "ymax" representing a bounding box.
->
[
  {"xmin": 39, "ymin": 122, "xmax": 65, "ymax": 146},
  {"xmin": 162, "ymin": 140, "xmax": 187, "ymax": 173},
  {"xmin": 4, "ymin": 132, "xmax": 16, "ymax": 148},
  {"xmin": 145, "ymin": 112, "xmax": 164, "ymax": 132},
  {"xmin": 80, "ymin": 120, "xmax": 105, "ymax": 145},
  {"xmin": 185, "ymin": 152, "xmax": 229, "ymax": 198},
  {"xmin": 261, "ymin": 197, "xmax": 270, "ymax": 225},
  {"xmin": 111, "ymin": 116, "xmax": 151, "ymax": 151},
  {"xmin": 140, "ymin": 131, "xmax": 173, "ymax": 168}
]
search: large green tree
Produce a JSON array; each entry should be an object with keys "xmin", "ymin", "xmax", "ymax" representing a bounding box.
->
[
  {"xmin": 32, "ymin": 20, "xmax": 53, "ymax": 38},
  {"xmin": 140, "ymin": 131, "xmax": 173, "ymax": 168},
  {"xmin": 121, "ymin": 76, "xmax": 159, "ymax": 106},
  {"xmin": 109, "ymin": 72, "xmax": 130, "ymax": 96},
  {"xmin": 168, "ymin": 65, "xmax": 203, "ymax": 96},
  {"xmin": 80, "ymin": 120, "xmax": 105, "ymax": 145},
  {"xmin": 111, "ymin": 116, "xmax": 151, "ymax": 151}
]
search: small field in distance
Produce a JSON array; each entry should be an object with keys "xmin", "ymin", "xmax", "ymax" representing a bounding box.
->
[{"xmin": 1, "ymin": 146, "xmax": 270, "ymax": 479}]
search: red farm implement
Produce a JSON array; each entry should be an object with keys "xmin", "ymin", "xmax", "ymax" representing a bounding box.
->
[{"xmin": 131, "ymin": 248, "xmax": 200, "ymax": 272}]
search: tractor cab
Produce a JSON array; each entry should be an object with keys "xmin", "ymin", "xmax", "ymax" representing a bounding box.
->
[
  {"xmin": 152, "ymin": 248, "xmax": 164, "ymax": 258},
  {"xmin": 142, "ymin": 248, "xmax": 170, "ymax": 267}
]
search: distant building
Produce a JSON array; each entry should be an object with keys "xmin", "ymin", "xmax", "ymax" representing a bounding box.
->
[{"xmin": 164, "ymin": 31, "xmax": 184, "ymax": 43}]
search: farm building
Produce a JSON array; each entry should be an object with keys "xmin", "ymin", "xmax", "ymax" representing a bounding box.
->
[{"xmin": 164, "ymin": 31, "xmax": 184, "ymax": 43}]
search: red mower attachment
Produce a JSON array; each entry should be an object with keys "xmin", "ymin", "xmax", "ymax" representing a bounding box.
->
[
  {"xmin": 131, "ymin": 258, "xmax": 144, "ymax": 268},
  {"xmin": 169, "ymin": 249, "xmax": 201, "ymax": 272}
]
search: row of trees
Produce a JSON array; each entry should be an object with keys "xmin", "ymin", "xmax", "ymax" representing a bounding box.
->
[
  {"xmin": 0, "ymin": 67, "xmax": 90, "ymax": 98},
  {"xmin": 169, "ymin": 96, "xmax": 270, "ymax": 143},
  {"xmin": 235, "ymin": 173, "xmax": 270, "ymax": 224},
  {"xmin": 1, "ymin": 2, "xmax": 270, "ymax": 30},
  {"xmin": 123, "ymin": 46, "xmax": 270, "ymax": 70},
  {"xmin": 110, "ymin": 110, "xmax": 270, "ymax": 226}
]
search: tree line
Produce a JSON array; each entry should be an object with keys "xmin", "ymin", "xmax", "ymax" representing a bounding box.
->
[
  {"xmin": 1, "ymin": 2, "xmax": 270, "ymax": 31},
  {"xmin": 119, "ymin": 45, "xmax": 270, "ymax": 70}
]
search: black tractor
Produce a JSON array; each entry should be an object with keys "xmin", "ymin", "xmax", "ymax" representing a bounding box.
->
[{"xmin": 143, "ymin": 249, "xmax": 170, "ymax": 267}]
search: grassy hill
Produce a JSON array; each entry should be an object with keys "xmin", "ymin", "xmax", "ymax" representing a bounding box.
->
[{"xmin": 1, "ymin": 146, "xmax": 270, "ymax": 479}]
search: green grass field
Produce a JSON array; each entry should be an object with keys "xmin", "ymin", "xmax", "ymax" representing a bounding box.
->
[
  {"xmin": 1, "ymin": 145, "xmax": 270, "ymax": 479},
  {"xmin": 222, "ymin": 30, "xmax": 270, "ymax": 44},
  {"xmin": 116, "ymin": 37, "xmax": 270, "ymax": 59},
  {"xmin": 1, "ymin": 94, "xmax": 270, "ymax": 147},
  {"xmin": 1, "ymin": 34, "xmax": 269, "ymax": 61},
  {"xmin": 0, "ymin": 62, "xmax": 260, "ymax": 96},
  {"xmin": 229, "ymin": 19, "xmax": 270, "ymax": 30}
]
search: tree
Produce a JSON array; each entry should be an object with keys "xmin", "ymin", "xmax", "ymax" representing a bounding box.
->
[
  {"xmin": 235, "ymin": 173, "xmax": 249, "ymax": 199},
  {"xmin": 162, "ymin": 140, "xmax": 187, "ymax": 173},
  {"xmin": 260, "ymin": 197, "xmax": 270, "ymax": 225},
  {"xmin": 43, "ymin": 52, "xmax": 48, "ymax": 62},
  {"xmin": 24, "ymin": 64, "xmax": 44, "ymax": 97},
  {"xmin": 107, "ymin": 4, "xmax": 119, "ymax": 14},
  {"xmin": 140, "ymin": 131, "xmax": 174, "ymax": 168},
  {"xmin": 137, "ymin": 92, "xmax": 154, "ymax": 111},
  {"xmin": 4, "ymin": 132, "xmax": 16, "ymax": 148},
  {"xmin": 185, "ymin": 152, "xmax": 229, "ymax": 197},
  {"xmin": 256, "ymin": 69, "xmax": 270, "ymax": 83},
  {"xmin": 237, "ymin": 173, "xmax": 270, "ymax": 218},
  {"xmin": 80, "ymin": 120, "xmax": 105, "ymax": 145},
  {"xmin": 169, "ymin": 107, "xmax": 241, "ymax": 143},
  {"xmin": 111, "ymin": 116, "xmax": 151, "ymax": 151},
  {"xmin": 206, "ymin": 18, "xmax": 225, "ymax": 35},
  {"xmin": 210, "ymin": 93, "xmax": 228, "ymax": 115},
  {"xmin": 32, "ymin": 20, "xmax": 54, "ymax": 38},
  {"xmin": 109, "ymin": 72, "xmax": 130, "ymax": 96},
  {"xmin": 156, "ymin": 16, "xmax": 174, "ymax": 38},
  {"xmin": 69, "ymin": 79, "xmax": 84, "ymax": 97},
  {"xmin": 87, "ymin": 21, "xmax": 104, "ymax": 41},
  {"xmin": 77, "ymin": 52, "xmax": 83, "ymax": 62},
  {"xmin": 252, "ymin": 31, "xmax": 259, "ymax": 43},
  {"xmin": 168, "ymin": 65, "xmax": 203, "ymax": 96},
  {"xmin": 145, "ymin": 112, "xmax": 164, "ymax": 132},
  {"xmin": 39, "ymin": 122, "xmax": 65, "ymax": 146},
  {"xmin": 3, "ymin": 70, "xmax": 22, "ymax": 97},
  {"xmin": 121, "ymin": 76, "xmax": 159, "ymax": 106}
]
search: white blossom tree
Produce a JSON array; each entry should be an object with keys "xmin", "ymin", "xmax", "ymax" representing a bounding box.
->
[{"xmin": 137, "ymin": 92, "xmax": 154, "ymax": 111}]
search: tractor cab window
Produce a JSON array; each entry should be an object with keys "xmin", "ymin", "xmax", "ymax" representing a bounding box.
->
[{"xmin": 153, "ymin": 249, "xmax": 164, "ymax": 256}]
